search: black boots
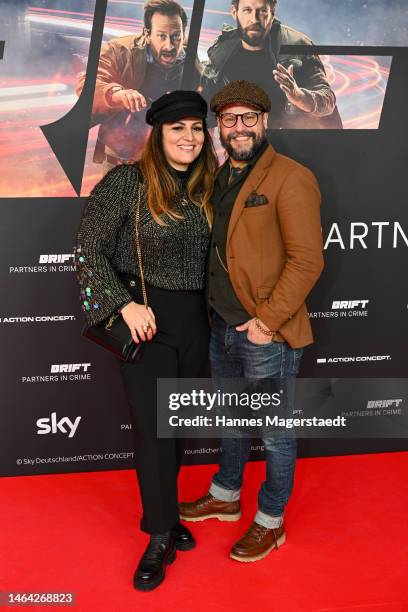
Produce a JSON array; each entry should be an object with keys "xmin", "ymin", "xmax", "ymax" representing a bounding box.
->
[
  {"xmin": 134, "ymin": 532, "xmax": 176, "ymax": 591},
  {"xmin": 134, "ymin": 523, "xmax": 195, "ymax": 591},
  {"xmin": 171, "ymin": 521, "xmax": 196, "ymax": 551}
]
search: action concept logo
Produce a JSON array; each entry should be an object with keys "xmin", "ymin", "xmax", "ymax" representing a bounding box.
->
[
  {"xmin": 0, "ymin": 315, "xmax": 76, "ymax": 324},
  {"xmin": 317, "ymin": 354, "xmax": 391, "ymax": 364}
]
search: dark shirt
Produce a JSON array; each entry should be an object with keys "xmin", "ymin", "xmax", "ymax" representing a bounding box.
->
[
  {"xmin": 207, "ymin": 140, "xmax": 268, "ymax": 324},
  {"xmin": 222, "ymin": 45, "xmax": 286, "ymax": 125},
  {"xmin": 142, "ymin": 54, "xmax": 184, "ymax": 103},
  {"xmin": 171, "ymin": 166, "xmax": 191, "ymax": 186}
]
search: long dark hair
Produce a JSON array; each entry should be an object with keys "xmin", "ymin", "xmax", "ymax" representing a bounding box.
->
[{"xmin": 138, "ymin": 120, "xmax": 218, "ymax": 227}]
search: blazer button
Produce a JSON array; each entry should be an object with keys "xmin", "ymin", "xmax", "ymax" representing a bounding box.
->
[{"xmin": 130, "ymin": 280, "xmax": 136, "ymax": 287}]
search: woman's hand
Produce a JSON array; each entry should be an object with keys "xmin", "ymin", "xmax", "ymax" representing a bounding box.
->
[{"xmin": 120, "ymin": 302, "xmax": 157, "ymax": 343}]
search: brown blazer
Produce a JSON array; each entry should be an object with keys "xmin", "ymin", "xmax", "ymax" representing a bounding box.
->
[{"xmin": 225, "ymin": 144, "xmax": 324, "ymax": 349}]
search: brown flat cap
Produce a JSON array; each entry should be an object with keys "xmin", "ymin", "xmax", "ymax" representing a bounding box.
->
[{"xmin": 210, "ymin": 80, "xmax": 271, "ymax": 114}]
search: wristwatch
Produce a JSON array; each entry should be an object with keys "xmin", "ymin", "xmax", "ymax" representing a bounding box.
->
[{"xmin": 106, "ymin": 85, "xmax": 124, "ymax": 106}]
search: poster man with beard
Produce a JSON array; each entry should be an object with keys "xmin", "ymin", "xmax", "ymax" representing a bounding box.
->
[
  {"xmin": 200, "ymin": 0, "xmax": 342, "ymax": 128},
  {"xmin": 77, "ymin": 0, "xmax": 200, "ymax": 172}
]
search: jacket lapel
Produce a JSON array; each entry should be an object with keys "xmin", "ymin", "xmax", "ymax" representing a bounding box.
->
[
  {"xmin": 226, "ymin": 145, "xmax": 276, "ymax": 247},
  {"xmin": 208, "ymin": 27, "xmax": 240, "ymax": 73},
  {"xmin": 268, "ymin": 20, "xmax": 281, "ymax": 67}
]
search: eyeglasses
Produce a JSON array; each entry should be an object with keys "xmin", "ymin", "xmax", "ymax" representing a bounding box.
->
[{"xmin": 218, "ymin": 111, "xmax": 263, "ymax": 128}]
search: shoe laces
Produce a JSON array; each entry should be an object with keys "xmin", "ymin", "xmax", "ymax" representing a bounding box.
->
[
  {"xmin": 246, "ymin": 523, "xmax": 269, "ymax": 543},
  {"xmin": 197, "ymin": 494, "xmax": 214, "ymax": 509}
]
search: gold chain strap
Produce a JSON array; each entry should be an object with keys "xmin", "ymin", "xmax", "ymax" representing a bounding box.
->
[
  {"xmin": 215, "ymin": 245, "xmax": 229, "ymax": 274},
  {"xmin": 135, "ymin": 180, "xmax": 148, "ymax": 308}
]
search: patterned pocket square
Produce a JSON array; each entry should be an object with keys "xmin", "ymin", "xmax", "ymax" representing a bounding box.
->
[{"xmin": 244, "ymin": 191, "xmax": 269, "ymax": 207}]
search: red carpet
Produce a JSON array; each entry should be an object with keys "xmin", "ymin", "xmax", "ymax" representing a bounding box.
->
[{"xmin": 1, "ymin": 453, "xmax": 407, "ymax": 611}]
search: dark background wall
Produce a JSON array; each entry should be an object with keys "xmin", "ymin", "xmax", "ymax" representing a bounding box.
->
[{"xmin": 0, "ymin": 0, "xmax": 407, "ymax": 477}]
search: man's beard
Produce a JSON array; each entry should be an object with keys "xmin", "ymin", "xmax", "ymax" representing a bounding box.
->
[
  {"xmin": 151, "ymin": 47, "xmax": 178, "ymax": 67},
  {"xmin": 237, "ymin": 18, "xmax": 268, "ymax": 48},
  {"xmin": 220, "ymin": 129, "xmax": 267, "ymax": 162}
]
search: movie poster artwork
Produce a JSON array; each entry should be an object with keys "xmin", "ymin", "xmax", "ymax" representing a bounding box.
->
[{"xmin": 0, "ymin": 0, "xmax": 406, "ymax": 197}]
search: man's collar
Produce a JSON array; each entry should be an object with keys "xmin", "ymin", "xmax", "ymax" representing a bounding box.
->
[
  {"xmin": 211, "ymin": 21, "xmax": 281, "ymax": 69},
  {"xmin": 146, "ymin": 46, "xmax": 154, "ymax": 64},
  {"xmin": 227, "ymin": 138, "xmax": 269, "ymax": 171}
]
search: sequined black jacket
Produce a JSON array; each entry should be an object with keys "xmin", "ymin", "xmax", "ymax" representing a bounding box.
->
[{"xmin": 74, "ymin": 163, "xmax": 211, "ymax": 326}]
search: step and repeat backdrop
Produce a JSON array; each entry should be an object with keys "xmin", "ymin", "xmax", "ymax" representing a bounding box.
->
[{"xmin": 1, "ymin": 0, "xmax": 408, "ymax": 476}]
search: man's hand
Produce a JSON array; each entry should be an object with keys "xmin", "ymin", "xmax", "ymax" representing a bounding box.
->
[
  {"xmin": 273, "ymin": 63, "xmax": 315, "ymax": 113},
  {"xmin": 235, "ymin": 318, "xmax": 273, "ymax": 345},
  {"xmin": 111, "ymin": 88, "xmax": 147, "ymax": 112}
]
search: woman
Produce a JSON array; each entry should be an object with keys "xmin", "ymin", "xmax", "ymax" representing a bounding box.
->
[{"xmin": 74, "ymin": 90, "xmax": 218, "ymax": 591}]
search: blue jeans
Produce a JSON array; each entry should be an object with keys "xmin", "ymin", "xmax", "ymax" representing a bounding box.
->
[{"xmin": 209, "ymin": 311, "xmax": 303, "ymax": 528}]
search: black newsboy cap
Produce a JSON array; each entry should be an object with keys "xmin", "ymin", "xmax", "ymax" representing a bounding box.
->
[{"xmin": 146, "ymin": 90, "xmax": 208, "ymax": 126}]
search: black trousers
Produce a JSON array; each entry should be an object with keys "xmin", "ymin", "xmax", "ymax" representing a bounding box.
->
[{"xmin": 117, "ymin": 274, "xmax": 210, "ymax": 534}]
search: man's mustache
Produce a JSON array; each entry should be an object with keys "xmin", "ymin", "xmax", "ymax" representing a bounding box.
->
[
  {"xmin": 160, "ymin": 50, "xmax": 177, "ymax": 57},
  {"xmin": 227, "ymin": 131, "xmax": 256, "ymax": 143},
  {"xmin": 245, "ymin": 24, "xmax": 264, "ymax": 33}
]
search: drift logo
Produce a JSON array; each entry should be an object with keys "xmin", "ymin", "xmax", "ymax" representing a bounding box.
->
[
  {"xmin": 367, "ymin": 399, "xmax": 403, "ymax": 409},
  {"xmin": 37, "ymin": 413, "xmax": 81, "ymax": 438},
  {"xmin": 332, "ymin": 300, "xmax": 369, "ymax": 309},
  {"xmin": 39, "ymin": 254, "xmax": 74, "ymax": 264},
  {"xmin": 51, "ymin": 363, "xmax": 91, "ymax": 373},
  {"xmin": 9, "ymin": 253, "xmax": 76, "ymax": 274},
  {"xmin": 309, "ymin": 299, "xmax": 369, "ymax": 320}
]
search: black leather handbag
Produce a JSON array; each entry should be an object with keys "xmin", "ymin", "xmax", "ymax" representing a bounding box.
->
[{"xmin": 81, "ymin": 180, "xmax": 148, "ymax": 363}]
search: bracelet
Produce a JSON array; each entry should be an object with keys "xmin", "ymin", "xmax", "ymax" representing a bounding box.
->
[
  {"xmin": 254, "ymin": 317, "xmax": 275, "ymax": 337},
  {"xmin": 106, "ymin": 85, "xmax": 123, "ymax": 105}
]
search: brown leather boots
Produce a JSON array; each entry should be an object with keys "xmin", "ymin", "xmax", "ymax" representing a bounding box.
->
[
  {"xmin": 230, "ymin": 522, "xmax": 286, "ymax": 562},
  {"xmin": 179, "ymin": 493, "xmax": 241, "ymax": 522},
  {"xmin": 179, "ymin": 493, "xmax": 286, "ymax": 562}
]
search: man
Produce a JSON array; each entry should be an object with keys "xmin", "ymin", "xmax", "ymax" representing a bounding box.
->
[
  {"xmin": 179, "ymin": 80, "xmax": 324, "ymax": 562},
  {"xmin": 200, "ymin": 0, "xmax": 342, "ymax": 128},
  {"xmin": 77, "ymin": 0, "xmax": 200, "ymax": 171}
]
